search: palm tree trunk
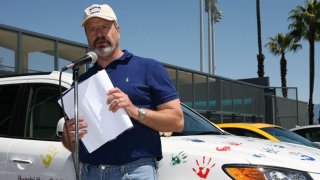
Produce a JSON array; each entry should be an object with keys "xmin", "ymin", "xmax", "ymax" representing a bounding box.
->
[
  {"xmin": 256, "ymin": 0, "xmax": 265, "ymax": 77},
  {"xmin": 280, "ymin": 54, "xmax": 287, "ymax": 98},
  {"xmin": 308, "ymin": 39, "xmax": 315, "ymax": 125}
]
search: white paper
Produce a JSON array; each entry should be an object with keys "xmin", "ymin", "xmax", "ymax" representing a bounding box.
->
[{"xmin": 58, "ymin": 70, "xmax": 133, "ymax": 153}]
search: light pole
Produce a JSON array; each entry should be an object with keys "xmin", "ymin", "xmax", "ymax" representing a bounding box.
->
[
  {"xmin": 207, "ymin": 0, "xmax": 213, "ymax": 74},
  {"xmin": 203, "ymin": 0, "xmax": 223, "ymax": 75},
  {"xmin": 200, "ymin": 0, "xmax": 204, "ymax": 72}
]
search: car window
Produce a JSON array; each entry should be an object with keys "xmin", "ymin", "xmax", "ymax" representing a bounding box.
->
[
  {"xmin": 176, "ymin": 103, "xmax": 223, "ymax": 135},
  {"xmin": 262, "ymin": 127, "xmax": 319, "ymax": 149},
  {"xmin": 25, "ymin": 84, "xmax": 65, "ymax": 140},
  {"xmin": 294, "ymin": 128, "xmax": 320, "ymax": 142},
  {"xmin": 0, "ymin": 84, "xmax": 20, "ymax": 136},
  {"xmin": 308, "ymin": 129, "xmax": 320, "ymax": 142},
  {"xmin": 221, "ymin": 128, "xmax": 268, "ymax": 140}
]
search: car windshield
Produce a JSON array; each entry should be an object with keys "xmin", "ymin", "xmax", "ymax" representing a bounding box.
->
[
  {"xmin": 261, "ymin": 127, "xmax": 320, "ymax": 149},
  {"xmin": 172, "ymin": 103, "xmax": 224, "ymax": 136}
]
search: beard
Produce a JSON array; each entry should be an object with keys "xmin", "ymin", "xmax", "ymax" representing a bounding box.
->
[
  {"xmin": 94, "ymin": 46, "xmax": 114, "ymax": 57},
  {"xmin": 92, "ymin": 36, "xmax": 114, "ymax": 57}
]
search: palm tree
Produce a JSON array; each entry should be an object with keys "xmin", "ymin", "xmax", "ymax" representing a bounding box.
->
[
  {"xmin": 288, "ymin": 0, "xmax": 320, "ymax": 125},
  {"xmin": 265, "ymin": 33, "xmax": 301, "ymax": 98},
  {"xmin": 256, "ymin": 0, "xmax": 265, "ymax": 77}
]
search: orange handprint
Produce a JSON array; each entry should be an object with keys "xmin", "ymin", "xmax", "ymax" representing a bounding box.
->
[{"xmin": 192, "ymin": 156, "xmax": 216, "ymax": 179}]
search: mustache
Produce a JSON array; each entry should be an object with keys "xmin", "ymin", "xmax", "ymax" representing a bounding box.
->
[{"xmin": 93, "ymin": 36, "xmax": 112, "ymax": 48}]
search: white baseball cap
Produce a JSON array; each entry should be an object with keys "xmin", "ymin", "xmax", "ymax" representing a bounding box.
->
[{"xmin": 82, "ymin": 4, "xmax": 117, "ymax": 26}]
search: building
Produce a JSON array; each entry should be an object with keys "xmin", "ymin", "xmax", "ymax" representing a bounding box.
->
[{"xmin": 0, "ymin": 24, "xmax": 308, "ymax": 128}]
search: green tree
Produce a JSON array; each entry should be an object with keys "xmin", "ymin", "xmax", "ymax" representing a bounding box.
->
[
  {"xmin": 256, "ymin": 0, "xmax": 265, "ymax": 77},
  {"xmin": 288, "ymin": 0, "xmax": 320, "ymax": 124},
  {"xmin": 265, "ymin": 33, "xmax": 301, "ymax": 98}
]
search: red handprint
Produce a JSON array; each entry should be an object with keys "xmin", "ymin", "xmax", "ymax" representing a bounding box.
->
[
  {"xmin": 192, "ymin": 156, "xmax": 216, "ymax": 179},
  {"xmin": 216, "ymin": 146, "xmax": 231, "ymax": 151}
]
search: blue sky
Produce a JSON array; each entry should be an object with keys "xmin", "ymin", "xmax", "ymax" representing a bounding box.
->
[{"xmin": 1, "ymin": 0, "xmax": 319, "ymax": 104}]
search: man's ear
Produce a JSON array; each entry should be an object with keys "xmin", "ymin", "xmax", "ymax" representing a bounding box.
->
[
  {"xmin": 84, "ymin": 29, "xmax": 91, "ymax": 46},
  {"xmin": 116, "ymin": 25, "xmax": 120, "ymax": 36}
]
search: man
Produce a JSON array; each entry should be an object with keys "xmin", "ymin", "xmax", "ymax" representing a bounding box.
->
[{"xmin": 62, "ymin": 3, "xmax": 184, "ymax": 180}]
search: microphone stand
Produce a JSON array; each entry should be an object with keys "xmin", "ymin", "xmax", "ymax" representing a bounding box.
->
[
  {"xmin": 72, "ymin": 66, "xmax": 81, "ymax": 180},
  {"xmin": 61, "ymin": 52, "xmax": 97, "ymax": 179}
]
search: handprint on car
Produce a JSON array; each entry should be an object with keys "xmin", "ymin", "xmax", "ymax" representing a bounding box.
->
[
  {"xmin": 171, "ymin": 151, "xmax": 188, "ymax": 166},
  {"xmin": 192, "ymin": 156, "xmax": 216, "ymax": 179},
  {"xmin": 216, "ymin": 146, "xmax": 231, "ymax": 151},
  {"xmin": 301, "ymin": 154, "xmax": 315, "ymax": 161},
  {"xmin": 40, "ymin": 145, "xmax": 58, "ymax": 167},
  {"xmin": 262, "ymin": 147, "xmax": 279, "ymax": 154},
  {"xmin": 225, "ymin": 141, "xmax": 242, "ymax": 146}
]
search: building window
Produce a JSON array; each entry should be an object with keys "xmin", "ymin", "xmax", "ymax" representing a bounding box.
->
[
  {"xmin": 0, "ymin": 29, "xmax": 17, "ymax": 73},
  {"xmin": 22, "ymin": 34, "xmax": 54, "ymax": 72}
]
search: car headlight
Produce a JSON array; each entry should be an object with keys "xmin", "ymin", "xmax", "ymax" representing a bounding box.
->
[{"xmin": 222, "ymin": 164, "xmax": 312, "ymax": 180}]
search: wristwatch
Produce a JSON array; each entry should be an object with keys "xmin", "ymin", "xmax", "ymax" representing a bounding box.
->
[{"xmin": 137, "ymin": 108, "xmax": 147, "ymax": 121}]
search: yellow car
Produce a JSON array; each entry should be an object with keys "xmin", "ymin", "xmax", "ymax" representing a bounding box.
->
[{"xmin": 217, "ymin": 123, "xmax": 320, "ymax": 149}]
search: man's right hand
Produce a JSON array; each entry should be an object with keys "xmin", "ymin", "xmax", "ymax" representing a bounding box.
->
[{"xmin": 61, "ymin": 116, "xmax": 88, "ymax": 152}]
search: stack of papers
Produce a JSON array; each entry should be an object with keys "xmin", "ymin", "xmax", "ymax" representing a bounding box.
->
[{"xmin": 58, "ymin": 70, "xmax": 133, "ymax": 153}]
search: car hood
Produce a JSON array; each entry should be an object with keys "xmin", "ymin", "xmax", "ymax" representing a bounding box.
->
[{"xmin": 160, "ymin": 134, "xmax": 320, "ymax": 173}]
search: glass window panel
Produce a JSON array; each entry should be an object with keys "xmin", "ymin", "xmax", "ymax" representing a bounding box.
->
[
  {"xmin": 165, "ymin": 67, "xmax": 177, "ymax": 89},
  {"xmin": 0, "ymin": 84, "xmax": 20, "ymax": 135},
  {"xmin": 233, "ymin": 83, "xmax": 243, "ymax": 113},
  {"xmin": 287, "ymin": 88, "xmax": 297, "ymax": 100},
  {"xmin": 243, "ymin": 86, "xmax": 254, "ymax": 114},
  {"xmin": 0, "ymin": 29, "xmax": 17, "ymax": 73},
  {"xmin": 28, "ymin": 52, "xmax": 54, "ymax": 72},
  {"xmin": 26, "ymin": 84, "xmax": 65, "ymax": 140},
  {"xmin": 275, "ymin": 87, "xmax": 297, "ymax": 100},
  {"xmin": 178, "ymin": 71, "xmax": 193, "ymax": 107},
  {"xmin": 253, "ymin": 87, "xmax": 264, "ymax": 116},
  {"xmin": 22, "ymin": 34, "xmax": 54, "ymax": 73},
  {"xmin": 194, "ymin": 74, "xmax": 207, "ymax": 109},
  {"xmin": 208, "ymin": 77, "xmax": 220, "ymax": 111},
  {"xmin": 58, "ymin": 42, "xmax": 87, "ymax": 73},
  {"xmin": 221, "ymin": 80, "xmax": 233, "ymax": 112}
]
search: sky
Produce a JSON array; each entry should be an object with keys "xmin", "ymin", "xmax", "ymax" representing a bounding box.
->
[{"xmin": 1, "ymin": 0, "xmax": 320, "ymax": 104}]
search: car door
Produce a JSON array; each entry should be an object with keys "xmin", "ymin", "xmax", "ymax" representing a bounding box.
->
[
  {"xmin": 0, "ymin": 84, "xmax": 23, "ymax": 179},
  {"xmin": 6, "ymin": 83, "xmax": 75, "ymax": 179},
  {"xmin": 0, "ymin": 137, "xmax": 11, "ymax": 179}
]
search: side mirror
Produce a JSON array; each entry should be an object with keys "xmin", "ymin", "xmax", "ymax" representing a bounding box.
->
[{"xmin": 56, "ymin": 117, "xmax": 65, "ymax": 137}]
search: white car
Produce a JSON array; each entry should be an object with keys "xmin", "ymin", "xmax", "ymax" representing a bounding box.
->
[
  {"xmin": 290, "ymin": 125, "xmax": 320, "ymax": 146},
  {"xmin": 0, "ymin": 71, "xmax": 320, "ymax": 180}
]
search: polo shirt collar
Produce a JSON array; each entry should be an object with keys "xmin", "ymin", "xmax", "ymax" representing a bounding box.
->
[
  {"xmin": 92, "ymin": 49, "xmax": 133, "ymax": 70},
  {"xmin": 118, "ymin": 49, "xmax": 133, "ymax": 61}
]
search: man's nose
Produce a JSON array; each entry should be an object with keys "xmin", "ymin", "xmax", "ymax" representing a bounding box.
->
[{"xmin": 95, "ymin": 27, "xmax": 105, "ymax": 36}]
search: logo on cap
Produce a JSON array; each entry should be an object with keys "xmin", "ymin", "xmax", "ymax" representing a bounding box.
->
[{"xmin": 89, "ymin": 6, "xmax": 102, "ymax": 15}]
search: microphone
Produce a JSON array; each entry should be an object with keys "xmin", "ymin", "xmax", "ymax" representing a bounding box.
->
[{"xmin": 62, "ymin": 51, "xmax": 98, "ymax": 71}]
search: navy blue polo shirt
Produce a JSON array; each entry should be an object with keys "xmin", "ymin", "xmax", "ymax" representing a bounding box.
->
[{"xmin": 78, "ymin": 50, "xmax": 179, "ymax": 165}]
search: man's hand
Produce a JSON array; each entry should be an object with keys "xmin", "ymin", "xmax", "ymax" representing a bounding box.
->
[
  {"xmin": 106, "ymin": 87, "xmax": 184, "ymax": 132},
  {"xmin": 107, "ymin": 87, "xmax": 138, "ymax": 118},
  {"xmin": 61, "ymin": 116, "xmax": 88, "ymax": 152}
]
